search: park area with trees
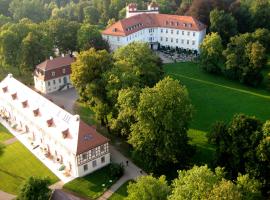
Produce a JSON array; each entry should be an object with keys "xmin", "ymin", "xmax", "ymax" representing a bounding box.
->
[{"xmin": 1, "ymin": 0, "xmax": 270, "ymax": 199}]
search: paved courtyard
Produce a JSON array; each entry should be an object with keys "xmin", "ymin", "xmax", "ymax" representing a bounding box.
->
[{"xmin": 45, "ymin": 88, "xmax": 78, "ymax": 114}]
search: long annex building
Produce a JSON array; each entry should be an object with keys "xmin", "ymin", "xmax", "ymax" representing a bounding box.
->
[
  {"xmin": 102, "ymin": 2, "xmax": 206, "ymax": 51},
  {"xmin": 0, "ymin": 74, "xmax": 110, "ymax": 178}
]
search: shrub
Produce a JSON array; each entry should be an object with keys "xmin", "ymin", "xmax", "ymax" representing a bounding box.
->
[{"xmin": 109, "ymin": 163, "xmax": 124, "ymax": 180}]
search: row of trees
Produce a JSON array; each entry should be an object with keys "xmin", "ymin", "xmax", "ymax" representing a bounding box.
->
[
  {"xmin": 208, "ymin": 114, "xmax": 270, "ymax": 194},
  {"xmin": 200, "ymin": 30, "xmax": 269, "ymax": 86},
  {"xmin": 0, "ymin": 0, "xmax": 192, "ymax": 26},
  {"xmin": 0, "ymin": 18, "xmax": 107, "ymax": 76},
  {"xmin": 125, "ymin": 165, "xmax": 262, "ymax": 200},
  {"xmin": 71, "ymin": 42, "xmax": 194, "ymax": 170}
]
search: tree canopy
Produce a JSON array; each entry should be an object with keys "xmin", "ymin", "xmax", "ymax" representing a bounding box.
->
[{"xmin": 128, "ymin": 77, "xmax": 193, "ymax": 169}]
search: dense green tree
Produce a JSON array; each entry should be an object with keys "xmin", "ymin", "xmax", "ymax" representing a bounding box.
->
[
  {"xmin": 77, "ymin": 23, "xmax": 109, "ymax": 51},
  {"xmin": 17, "ymin": 176, "xmax": 51, "ymax": 200},
  {"xmin": 169, "ymin": 165, "xmax": 261, "ymax": 200},
  {"xmin": 44, "ymin": 19, "xmax": 79, "ymax": 52},
  {"xmin": 128, "ymin": 77, "xmax": 193, "ymax": 169},
  {"xmin": 0, "ymin": 14, "xmax": 11, "ymax": 27},
  {"xmin": 110, "ymin": 87, "xmax": 140, "ymax": 137},
  {"xmin": 71, "ymin": 48, "xmax": 113, "ymax": 125},
  {"xmin": 199, "ymin": 32, "xmax": 223, "ymax": 74},
  {"xmin": 250, "ymin": 0, "xmax": 270, "ymax": 30},
  {"xmin": 229, "ymin": 1, "xmax": 252, "ymax": 33},
  {"xmin": 83, "ymin": 6, "xmax": 100, "ymax": 24},
  {"xmin": 209, "ymin": 9, "xmax": 237, "ymax": 44},
  {"xmin": 0, "ymin": 0, "xmax": 10, "ymax": 17},
  {"xmin": 223, "ymin": 34, "xmax": 266, "ymax": 86},
  {"xmin": 126, "ymin": 175, "xmax": 170, "ymax": 200},
  {"xmin": 113, "ymin": 42, "xmax": 163, "ymax": 87},
  {"xmin": 252, "ymin": 28, "xmax": 270, "ymax": 52},
  {"xmin": 208, "ymin": 114, "xmax": 263, "ymax": 178},
  {"xmin": 20, "ymin": 31, "xmax": 53, "ymax": 73},
  {"xmin": 208, "ymin": 114, "xmax": 270, "ymax": 194},
  {"xmin": 9, "ymin": 0, "xmax": 49, "ymax": 22}
]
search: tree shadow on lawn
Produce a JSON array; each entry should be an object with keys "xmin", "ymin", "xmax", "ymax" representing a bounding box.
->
[{"xmin": 0, "ymin": 168, "xmax": 25, "ymax": 181}]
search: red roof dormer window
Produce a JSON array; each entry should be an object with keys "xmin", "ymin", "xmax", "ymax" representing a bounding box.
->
[
  {"xmin": 33, "ymin": 108, "xmax": 40, "ymax": 117},
  {"xmin": 62, "ymin": 129, "xmax": 69, "ymax": 139},
  {"xmin": 2, "ymin": 86, "xmax": 8, "ymax": 93},
  {"xmin": 22, "ymin": 100, "xmax": 28, "ymax": 108},
  {"xmin": 11, "ymin": 93, "xmax": 17, "ymax": 100},
  {"xmin": 47, "ymin": 118, "xmax": 54, "ymax": 127}
]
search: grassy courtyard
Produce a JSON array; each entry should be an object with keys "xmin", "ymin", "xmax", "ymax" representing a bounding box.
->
[
  {"xmin": 109, "ymin": 180, "xmax": 132, "ymax": 200},
  {"xmin": 0, "ymin": 124, "xmax": 13, "ymax": 142},
  {"xmin": 0, "ymin": 141, "xmax": 58, "ymax": 194},
  {"xmin": 164, "ymin": 62, "xmax": 270, "ymax": 165},
  {"xmin": 63, "ymin": 164, "xmax": 118, "ymax": 199}
]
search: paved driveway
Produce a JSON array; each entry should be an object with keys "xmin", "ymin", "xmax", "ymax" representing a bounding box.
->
[{"xmin": 45, "ymin": 88, "xmax": 78, "ymax": 114}]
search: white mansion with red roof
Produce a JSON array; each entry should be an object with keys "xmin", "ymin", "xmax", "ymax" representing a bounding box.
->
[
  {"xmin": 102, "ymin": 2, "xmax": 206, "ymax": 51},
  {"xmin": 34, "ymin": 55, "xmax": 75, "ymax": 94},
  {"xmin": 0, "ymin": 74, "xmax": 110, "ymax": 179}
]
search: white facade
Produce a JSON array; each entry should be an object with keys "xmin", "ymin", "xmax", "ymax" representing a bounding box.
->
[
  {"xmin": 103, "ymin": 27, "xmax": 206, "ymax": 51},
  {"xmin": 0, "ymin": 74, "xmax": 110, "ymax": 178},
  {"xmin": 34, "ymin": 74, "xmax": 72, "ymax": 94}
]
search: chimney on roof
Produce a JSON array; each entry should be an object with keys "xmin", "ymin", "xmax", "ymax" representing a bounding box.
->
[{"xmin": 49, "ymin": 56, "xmax": 53, "ymax": 60}]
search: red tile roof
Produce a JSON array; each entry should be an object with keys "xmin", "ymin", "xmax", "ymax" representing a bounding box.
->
[
  {"xmin": 36, "ymin": 55, "xmax": 75, "ymax": 71},
  {"xmin": 102, "ymin": 13, "xmax": 206, "ymax": 36},
  {"xmin": 35, "ymin": 55, "xmax": 74, "ymax": 81},
  {"xmin": 76, "ymin": 121, "xmax": 109, "ymax": 155}
]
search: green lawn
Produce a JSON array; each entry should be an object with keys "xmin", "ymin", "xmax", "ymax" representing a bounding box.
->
[
  {"xmin": 164, "ymin": 62, "xmax": 270, "ymax": 165},
  {"xmin": 0, "ymin": 141, "xmax": 58, "ymax": 194},
  {"xmin": 0, "ymin": 124, "xmax": 13, "ymax": 142},
  {"xmin": 109, "ymin": 180, "xmax": 133, "ymax": 200},
  {"xmin": 63, "ymin": 164, "xmax": 118, "ymax": 199}
]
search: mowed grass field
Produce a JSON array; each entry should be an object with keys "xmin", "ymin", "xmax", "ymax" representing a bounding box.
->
[
  {"xmin": 0, "ymin": 141, "xmax": 58, "ymax": 194},
  {"xmin": 164, "ymin": 62, "xmax": 270, "ymax": 165},
  {"xmin": 0, "ymin": 124, "xmax": 12, "ymax": 142}
]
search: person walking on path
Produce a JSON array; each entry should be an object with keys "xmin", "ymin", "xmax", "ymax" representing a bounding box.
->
[{"xmin": 126, "ymin": 160, "xmax": 129, "ymax": 166}]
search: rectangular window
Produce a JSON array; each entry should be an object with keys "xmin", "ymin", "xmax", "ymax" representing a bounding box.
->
[
  {"xmin": 82, "ymin": 153, "xmax": 87, "ymax": 160},
  {"xmin": 187, "ymin": 32, "xmax": 190, "ymax": 36},
  {"xmin": 166, "ymin": 37, "xmax": 168, "ymax": 42},
  {"xmin": 171, "ymin": 30, "xmax": 173, "ymax": 34},
  {"xmin": 181, "ymin": 39, "xmax": 184, "ymax": 44},
  {"xmin": 182, "ymin": 31, "xmax": 184, "ymax": 35},
  {"xmin": 101, "ymin": 145, "xmax": 105, "ymax": 152},
  {"xmin": 53, "ymin": 80, "xmax": 56, "ymax": 85},
  {"xmin": 171, "ymin": 38, "xmax": 173, "ymax": 42},
  {"xmin": 83, "ymin": 164, "xmax": 88, "ymax": 171},
  {"xmin": 161, "ymin": 29, "xmax": 163, "ymax": 33},
  {"xmin": 101, "ymin": 156, "xmax": 105, "ymax": 163},
  {"xmin": 187, "ymin": 40, "xmax": 190, "ymax": 45},
  {"xmin": 91, "ymin": 149, "xmax": 95, "ymax": 157},
  {"xmin": 59, "ymin": 78, "xmax": 61, "ymax": 83},
  {"xmin": 48, "ymin": 81, "xmax": 50, "ymax": 86},
  {"xmin": 92, "ymin": 160, "xmax": 97, "ymax": 168},
  {"xmin": 51, "ymin": 71, "xmax": 55, "ymax": 77},
  {"xmin": 117, "ymin": 37, "xmax": 120, "ymax": 41},
  {"xmin": 193, "ymin": 32, "xmax": 196, "ymax": 37},
  {"xmin": 177, "ymin": 30, "xmax": 179, "ymax": 35},
  {"xmin": 160, "ymin": 37, "xmax": 163, "ymax": 41},
  {"xmin": 166, "ymin": 29, "xmax": 168, "ymax": 33},
  {"xmin": 192, "ymin": 41, "xmax": 195, "ymax": 45},
  {"xmin": 176, "ymin": 39, "xmax": 178, "ymax": 43}
]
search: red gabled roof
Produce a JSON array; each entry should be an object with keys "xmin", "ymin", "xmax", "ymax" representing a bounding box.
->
[
  {"xmin": 36, "ymin": 55, "xmax": 75, "ymax": 71},
  {"xmin": 102, "ymin": 13, "xmax": 206, "ymax": 37},
  {"xmin": 76, "ymin": 121, "xmax": 109, "ymax": 155}
]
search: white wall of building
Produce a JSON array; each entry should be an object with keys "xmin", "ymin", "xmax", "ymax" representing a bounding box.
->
[
  {"xmin": 34, "ymin": 75, "xmax": 72, "ymax": 94},
  {"xmin": 103, "ymin": 27, "xmax": 206, "ymax": 51}
]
